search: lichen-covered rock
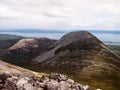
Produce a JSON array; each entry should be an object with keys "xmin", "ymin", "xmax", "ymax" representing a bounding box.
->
[
  {"xmin": 49, "ymin": 73, "xmax": 68, "ymax": 82},
  {"xmin": 0, "ymin": 71, "xmax": 12, "ymax": 83}
]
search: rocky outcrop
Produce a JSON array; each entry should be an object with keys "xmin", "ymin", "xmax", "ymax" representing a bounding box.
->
[
  {"xmin": 0, "ymin": 60, "xmax": 93, "ymax": 90},
  {"xmin": 0, "ymin": 72, "xmax": 93, "ymax": 90}
]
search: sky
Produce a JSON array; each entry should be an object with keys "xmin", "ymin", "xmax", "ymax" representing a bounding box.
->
[{"xmin": 0, "ymin": 0, "xmax": 120, "ymax": 31}]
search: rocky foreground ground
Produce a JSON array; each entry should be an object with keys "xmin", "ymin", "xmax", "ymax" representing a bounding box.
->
[
  {"xmin": 0, "ymin": 71, "xmax": 100, "ymax": 90},
  {"xmin": 0, "ymin": 60, "xmax": 100, "ymax": 90}
]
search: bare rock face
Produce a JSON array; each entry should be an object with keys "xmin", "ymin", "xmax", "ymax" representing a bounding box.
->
[
  {"xmin": 9, "ymin": 38, "xmax": 39, "ymax": 50},
  {"xmin": 2, "ymin": 38, "xmax": 56, "ymax": 65}
]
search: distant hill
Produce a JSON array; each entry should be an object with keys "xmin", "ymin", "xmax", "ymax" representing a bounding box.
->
[
  {"xmin": 0, "ymin": 39, "xmax": 21, "ymax": 50},
  {"xmin": 0, "ymin": 34, "xmax": 23, "ymax": 59},
  {"xmin": 0, "ymin": 34, "xmax": 23, "ymax": 50},
  {"xmin": 0, "ymin": 29, "xmax": 120, "ymax": 34},
  {"xmin": 0, "ymin": 29, "xmax": 65, "ymax": 33},
  {"xmin": 73, "ymin": 30, "xmax": 120, "ymax": 34},
  {"xmin": 0, "ymin": 34, "xmax": 23, "ymax": 40}
]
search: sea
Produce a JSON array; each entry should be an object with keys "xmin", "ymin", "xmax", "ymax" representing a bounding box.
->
[{"xmin": 0, "ymin": 31, "xmax": 120, "ymax": 45}]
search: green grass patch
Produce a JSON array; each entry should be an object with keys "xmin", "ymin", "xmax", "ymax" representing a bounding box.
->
[
  {"xmin": 24, "ymin": 65, "xmax": 120, "ymax": 90},
  {"xmin": 108, "ymin": 45, "xmax": 120, "ymax": 56}
]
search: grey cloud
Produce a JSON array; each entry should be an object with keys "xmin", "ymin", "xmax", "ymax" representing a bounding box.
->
[
  {"xmin": 0, "ymin": 0, "xmax": 120, "ymax": 30},
  {"xmin": 42, "ymin": 12, "xmax": 68, "ymax": 18},
  {"xmin": 0, "ymin": 16, "xmax": 15, "ymax": 20},
  {"xmin": 0, "ymin": 17, "xmax": 16, "ymax": 23}
]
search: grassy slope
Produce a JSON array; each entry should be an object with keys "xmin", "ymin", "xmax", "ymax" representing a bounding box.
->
[
  {"xmin": 25, "ymin": 65, "xmax": 120, "ymax": 90},
  {"xmin": 74, "ymin": 45, "xmax": 120, "ymax": 90},
  {"xmin": 25, "ymin": 45, "xmax": 120, "ymax": 90},
  {"xmin": 108, "ymin": 45, "xmax": 120, "ymax": 56}
]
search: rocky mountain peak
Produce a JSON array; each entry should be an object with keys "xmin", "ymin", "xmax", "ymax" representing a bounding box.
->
[{"xmin": 56, "ymin": 31, "xmax": 97, "ymax": 46}]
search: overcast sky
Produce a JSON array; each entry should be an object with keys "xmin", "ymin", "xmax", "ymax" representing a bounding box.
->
[{"xmin": 0, "ymin": 0, "xmax": 120, "ymax": 31}]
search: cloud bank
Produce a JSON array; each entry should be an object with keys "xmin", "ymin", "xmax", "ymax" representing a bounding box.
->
[{"xmin": 0, "ymin": 0, "xmax": 120, "ymax": 30}]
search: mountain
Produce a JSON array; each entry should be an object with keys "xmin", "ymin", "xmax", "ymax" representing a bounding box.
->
[
  {"xmin": 31, "ymin": 31, "xmax": 120, "ymax": 90},
  {"xmin": 2, "ymin": 38, "xmax": 56, "ymax": 65},
  {"xmin": 33, "ymin": 31, "xmax": 120, "ymax": 67}
]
